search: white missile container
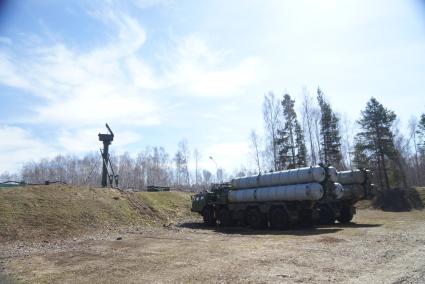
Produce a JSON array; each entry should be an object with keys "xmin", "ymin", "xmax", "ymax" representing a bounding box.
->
[
  {"xmin": 337, "ymin": 170, "xmax": 366, "ymax": 185},
  {"xmin": 228, "ymin": 183, "xmax": 324, "ymax": 203},
  {"xmin": 231, "ymin": 166, "xmax": 326, "ymax": 189},
  {"xmin": 328, "ymin": 166, "xmax": 338, "ymax": 182},
  {"xmin": 338, "ymin": 184, "xmax": 365, "ymax": 200},
  {"xmin": 333, "ymin": 182, "xmax": 345, "ymax": 199}
]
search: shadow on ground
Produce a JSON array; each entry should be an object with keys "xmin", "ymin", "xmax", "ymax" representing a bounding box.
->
[
  {"xmin": 177, "ymin": 221, "xmax": 382, "ymax": 236},
  {"xmin": 329, "ymin": 223, "xmax": 381, "ymax": 228}
]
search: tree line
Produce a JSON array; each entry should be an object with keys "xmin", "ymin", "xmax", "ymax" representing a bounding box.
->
[
  {"xmin": 257, "ymin": 88, "xmax": 425, "ymax": 190},
  {"xmin": 0, "ymin": 144, "xmax": 219, "ymax": 191},
  {"xmin": 1, "ymin": 87, "xmax": 424, "ymax": 191}
]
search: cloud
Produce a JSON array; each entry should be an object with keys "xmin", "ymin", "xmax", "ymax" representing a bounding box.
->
[
  {"xmin": 0, "ymin": 53, "xmax": 31, "ymax": 90},
  {"xmin": 0, "ymin": 37, "xmax": 12, "ymax": 45},
  {"xmin": 161, "ymin": 35, "xmax": 263, "ymax": 97},
  {"xmin": 202, "ymin": 141, "xmax": 250, "ymax": 172},
  {"xmin": 58, "ymin": 128, "xmax": 142, "ymax": 153},
  {"xmin": 0, "ymin": 9, "xmax": 161, "ymax": 128},
  {"xmin": 0, "ymin": 125, "xmax": 55, "ymax": 172},
  {"xmin": 134, "ymin": 0, "xmax": 173, "ymax": 9},
  {"xmin": 0, "ymin": 3, "xmax": 265, "ymax": 172},
  {"xmin": 0, "ymin": 9, "xmax": 262, "ymax": 132}
]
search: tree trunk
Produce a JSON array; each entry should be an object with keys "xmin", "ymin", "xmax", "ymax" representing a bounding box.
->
[
  {"xmin": 381, "ymin": 153, "xmax": 390, "ymax": 190},
  {"xmin": 376, "ymin": 154, "xmax": 384, "ymax": 190},
  {"xmin": 289, "ymin": 124, "xmax": 296, "ymax": 166}
]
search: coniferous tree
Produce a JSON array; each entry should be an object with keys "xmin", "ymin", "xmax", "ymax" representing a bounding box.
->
[
  {"xmin": 294, "ymin": 122, "xmax": 308, "ymax": 167},
  {"xmin": 417, "ymin": 114, "xmax": 425, "ymax": 180},
  {"xmin": 317, "ymin": 88, "xmax": 342, "ymax": 166},
  {"xmin": 277, "ymin": 94, "xmax": 307, "ymax": 169},
  {"xmin": 355, "ymin": 97, "xmax": 398, "ymax": 190},
  {"xmin": 353, "ymin": 140, "xmax": 369, "ymax": 169},
  {"xmin": 417, "ymin": 113, "xmax": 425, "ymax": 154}
]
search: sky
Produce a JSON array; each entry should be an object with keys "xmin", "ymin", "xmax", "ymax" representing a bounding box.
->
[{"xmin": 0, "ymin": 0, "xmax": 425, "ymax": 174}]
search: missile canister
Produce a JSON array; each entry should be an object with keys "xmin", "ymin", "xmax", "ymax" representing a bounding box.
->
[
  {"xmin": 228, "ymin": 183, "xmax": 324, "ymax": 203},
  {"xmin": 338, "ymin": 184, "xmax": 365, "ymax": 200},
  {"xmin": 337, "ymin": 170, "xmax": 366, "ymax": 185},
  {"xmin": 334, "ymin": 182, "xmax": 345, "ymax": 199},
  {"xmin": 231, "ymin": 166, "xmax": 326, "ymax": 189},
  {"xmin": 328, "ymin": 166, "xmax": 338, "ymax": 182}
]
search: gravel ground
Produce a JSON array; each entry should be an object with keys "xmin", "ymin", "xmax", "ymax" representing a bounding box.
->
[{"xmin": 1, "ymin": 209, "xmax": 425, "ymax": 283}]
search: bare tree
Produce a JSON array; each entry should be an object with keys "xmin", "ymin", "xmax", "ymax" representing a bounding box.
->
[
  {"xmin": 340, "ymin": 114, "xmax": 354, "ymax": 169},
  {"xmin": 0, "ymin": 171, "xmax": 19, "ymax": 182},
  {"xmin": 262, "ymin": 92, "xmax": 281, "ymax": 171},
  {"xmin": 301, "ymin": 89, "xmax": 317, "ymax": 165},
  {"xmin": 202, "ymin": 169, "xmax": 212, "ymax": 185},
  {"xmin": 193, "ymin": 148, "xmax": 200, "ymax": 185},
  {"xmin": 174, "ymin": 139, "xmax": 190, "ymax": 186},
  {"xmin": 392, "ymin": 119, "xmax": 409, "ymax": 188},
  {"xmin": 301, "ymin": 89, "xmax": 322, "ymax": 165},
  {"xmin": 249, "ymin": 129, "xmax": 262, "ymax": 174},
  {"xmin": 408, "ymin": 116, "xmax": 420, "ymax": 185},
  {"xmin": 117, "ymin": 152, "xmax": 135, "ymax": 189},
  {"xmin": 313, "ymin": 107, "xmax": 322, "ymax": 162}
]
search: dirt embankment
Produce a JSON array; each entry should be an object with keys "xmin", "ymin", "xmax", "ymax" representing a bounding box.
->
[
  {"xmin": 1, "ymin": 186, "xmax": 425, "ymax": 283},
  {"xmin": 372, "ymin": 187, "xmax": 425, "ymax": 211},
  {"xmin": 1, "ymin": 209, "xmax": 425, "ymax": 283},
  {"xmin": 0, "ymin": 185, "xmax": 194, "ymax": 243}
]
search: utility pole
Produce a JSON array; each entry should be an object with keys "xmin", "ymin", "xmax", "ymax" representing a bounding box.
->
[
  {"xmin": 209, "ymin": 156, "xmax": 219, "ymax": 183},
  {"xmin": 194, "ymin": 149, "xmax": 199, "ymax": 185}
]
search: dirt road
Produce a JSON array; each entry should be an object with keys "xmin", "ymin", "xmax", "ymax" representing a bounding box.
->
[{"xmin": 2, "ymin": 209, "xmax": 425, "ymax": 283}]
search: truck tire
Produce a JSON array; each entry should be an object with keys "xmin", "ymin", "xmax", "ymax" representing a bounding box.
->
[
  {"xmin": 218, "ymin": 207, "xmax": 233, "ymax": 227},
  {"xmin": 337, "ymin": 206, "xmax": 354, "ymax": 224},
  {"xmin": 269, "ymin": 207, "xmax": 289, "ymax": 230},
  {"xmin": 202, "ymin": 207, "xmax": 216, "ymax": 227},
  {"xmin": 299, "ymin": 209, "xmax": 314, "ymax": 228},
  {"xmin": 246, "ymin": 208, "xmax": 267, "ymax": 229},
  {"xmin": 319, "ymin": 205, "xmax": 335, "ymax": 225}
]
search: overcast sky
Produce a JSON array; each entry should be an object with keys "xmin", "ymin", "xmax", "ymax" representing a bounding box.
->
[{"xmin": 0, "ymin": 0, "xmax": 425, "ymax": 173}]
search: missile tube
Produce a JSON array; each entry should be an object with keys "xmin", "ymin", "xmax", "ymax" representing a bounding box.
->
[
  {"xmin": 338, "ymin": 184, "xmax": 365, "ymax": 200},
  {"xmin": 228, "ymin": 183, "xmax": 324, "ymax": 203},
  {"xmin": 337, "ymin": 170, "xmax": 366, "ymax": 185},
  {"xmin": 231, "ymin": 166, "xmax": 326, "ymax": 189}
]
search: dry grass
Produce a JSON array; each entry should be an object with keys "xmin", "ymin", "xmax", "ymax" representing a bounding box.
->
[
  {"xmin": 0, "ymin": 185, "xmax": 193, "ymax": 242},
  {"xmin": 3, "ymin": 209, "xmax": 425, "ymax": 284}
]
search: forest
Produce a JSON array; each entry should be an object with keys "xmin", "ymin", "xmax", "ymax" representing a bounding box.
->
[{"xmin": 1, "ymin": 88, "xmax": 424, "ymax": 192}]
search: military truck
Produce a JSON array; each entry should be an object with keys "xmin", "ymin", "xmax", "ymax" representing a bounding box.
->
[
  {"xmin": 316, "ymin": 168, "xmax": 374, "ymax": 224},
  {"xmin": 191, "ymin": 165, "xmax": 344, "ymax": 229}
]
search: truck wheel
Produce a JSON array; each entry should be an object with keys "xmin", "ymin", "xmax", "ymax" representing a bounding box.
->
[
  {"xmin": 202, "ymin": 207, "xmax": 216, "ymax": 227},
  {"xmin": 299, "ymin": 209, "xmax": 314, "ymax": 228},
  {"xmin": 319, "ymin": 205, "xmax": 335, "ymax": 225},
  {"xmin": 218, "ymin": 208, "xmax": 233, "ymax": 227},
  {"xmin": 246, "ymin": 208, "xmax": 266, "ymax": 229},
  {"xmin": 337, "ymin": 206, "xmax": 354, "ymax": 224},
  {"xmin": 269, "ymin": 208, "xmax": 289, "ymax": 230}
]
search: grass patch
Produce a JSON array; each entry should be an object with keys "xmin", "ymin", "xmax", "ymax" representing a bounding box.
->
[
  {"xmin": 135, "ymin": 191, "xmax": 192, "ymax": 220},
  {"xmin": 0, "ymin": 185, "xmax": 193, "ymax": 242}
]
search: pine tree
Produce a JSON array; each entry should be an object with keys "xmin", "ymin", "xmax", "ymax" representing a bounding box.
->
[
  {"xmin": 417, "ymin": 113, "xmax": 425, "ymax": 154},
  {"xmin": 355, "ymin": 97, "xmax": 397, "ymax": 190},
  {"xmin": 353, "ymin": 140, "xmax": 369, "ymax": 169},
  {"xmin": 317, "ymin": 88, "xmax": 342, "ymax": 166},
  {"xmin": 276, "ymin": 94, "xmax": 308, "ymax": 169},
  {"xmin": 294, "ymin": 122, "xmax": 308, "ymax": 167}
]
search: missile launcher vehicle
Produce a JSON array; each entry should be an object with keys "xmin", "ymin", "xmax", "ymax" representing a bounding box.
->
[
  {"xmin": 191, "ymin": 165, "xmax": 344, "ymax": 229},
  {"xmin": 316, "ymin": 168, "xmax": 375, "ymax": 224}
]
